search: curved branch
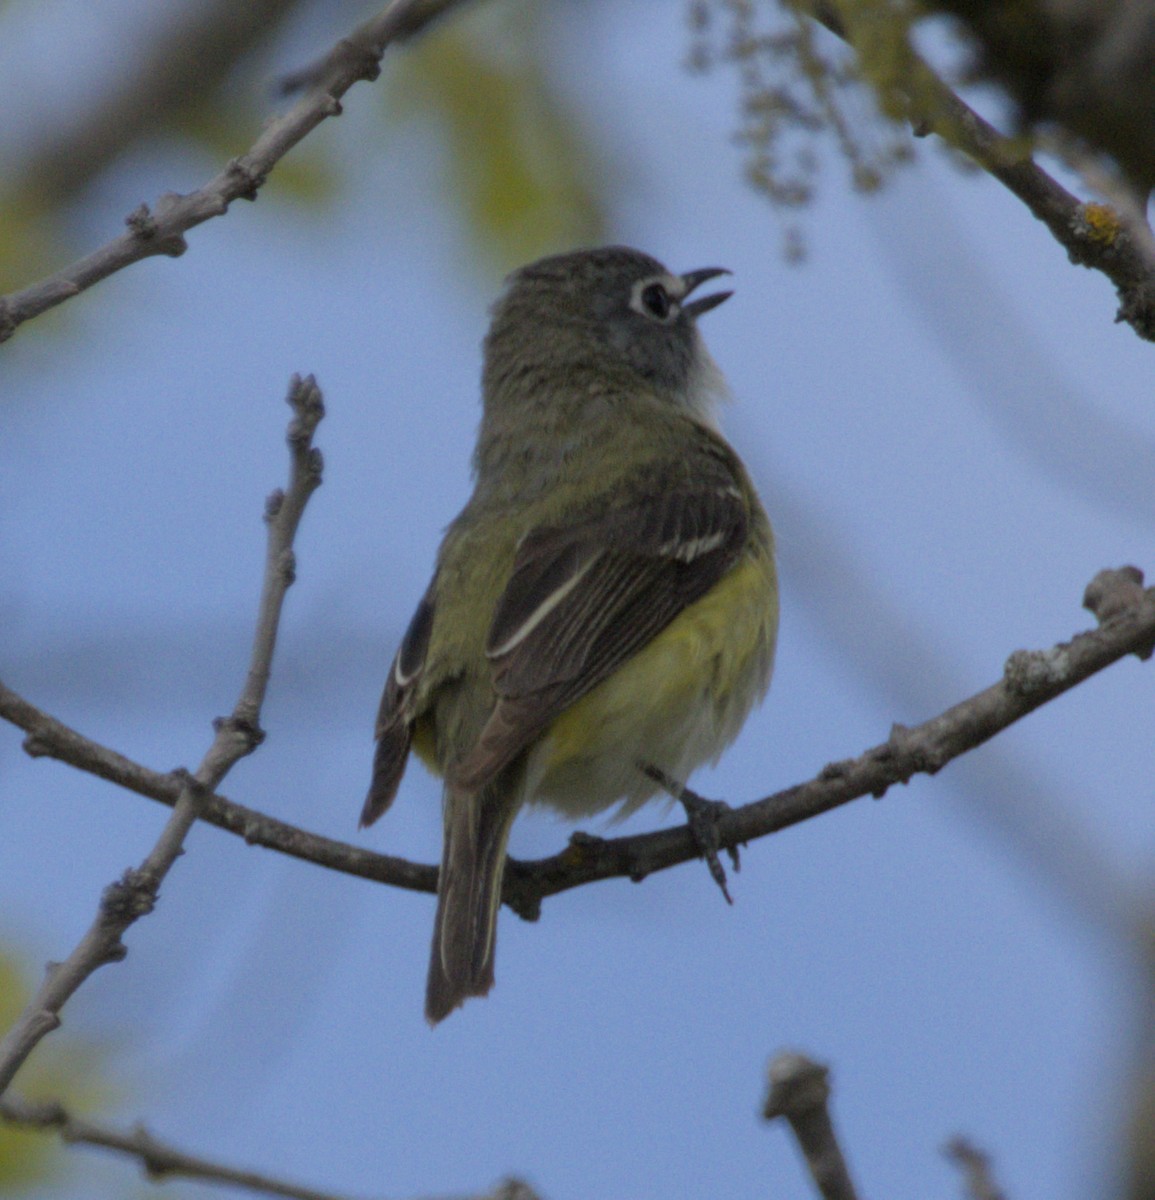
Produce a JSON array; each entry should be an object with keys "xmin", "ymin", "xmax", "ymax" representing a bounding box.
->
[
  {"xmin": 0, "ymin": 375, "xmax": 324, "ymax": 1098},
  {"xmin": 503, "ymin": 566, "xmax": 1154, "ymax": 916},
  {"xmin": 0, "ymin": 0, "xmax": 472, "ymax": 344},
  {"xmin": 3, "ymin": 569, "xmax": 1152, "ymax": 920},
  {"xmin": 808, "ymin": 2, "xmax": 1155, "ymax": 341}
]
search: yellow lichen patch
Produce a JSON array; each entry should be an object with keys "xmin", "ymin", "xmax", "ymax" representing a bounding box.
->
[{"xmin": 1079, "ymin": 203, "xmax": 1121, "ymax": 245}]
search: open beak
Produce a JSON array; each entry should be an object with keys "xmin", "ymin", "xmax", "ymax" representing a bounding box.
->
[{"xmin": 681, "ymin": 266, "xmax": 733, "ymax": 317}]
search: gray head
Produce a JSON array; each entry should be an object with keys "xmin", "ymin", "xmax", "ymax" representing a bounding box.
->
[{"xmin": 482, "ymin": 245, "xmax": 732, "ymax": 414}]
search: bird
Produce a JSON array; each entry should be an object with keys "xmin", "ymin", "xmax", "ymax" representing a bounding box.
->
[{"xmin": 361, "ymin": 245, "xmax": 778, "ymax": 1024}]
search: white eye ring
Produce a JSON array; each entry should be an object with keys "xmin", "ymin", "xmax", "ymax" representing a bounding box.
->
[{"xmin": 630, "ymin": 274, "xmax": 683, "ymax": 324}]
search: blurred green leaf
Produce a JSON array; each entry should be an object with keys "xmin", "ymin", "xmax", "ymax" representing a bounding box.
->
[
  {"xmin": 0, "ymin": 945, "xmax": 117, "ymax": 1195},
  {"xmin": 0, "ymin": 950, "xmax": 59, "ymax": 1193},
  {"xmin": 0, "ymin": 197, "xmax": 60, "ymax": 295},
  {"xmin": 391, "ymin": 1, "xmax": 606, "ymax": 272},
  {"xmin": 172, "ymin": 97, "xmax": 340, "ymax": 207}
]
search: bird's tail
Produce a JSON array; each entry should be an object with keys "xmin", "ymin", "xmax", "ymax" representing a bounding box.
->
[{"xmin": 425, "ymin": 779, "xmax": 520, "ymax": 1025}]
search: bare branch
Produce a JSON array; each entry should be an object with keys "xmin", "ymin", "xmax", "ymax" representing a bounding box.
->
[
  {"xmin": 0, "ymin": 774, "xmax": 207, "ymax": 1099},
  {"xmin": 763, "ymin": 1052, "xmax": 860, "ymax": 1200},
  {"xmin": 278, "ymin": 0, "xmax": 476, "ymax": 93},
  {"xmin": 0, "ymin": 1095, "xmax": 366, "ymax": 1200},
  {"xmin": 239, "ymin": 374, "xmax": 325, "ymax": 728},
  {"xmin": 0, "ymin": 0, "xmax": 473, "ymax": 344},
  {"xmin": 3, "ymin": 568, "xmax": 1152, "ymax": 920},
  {"xmin": 808, "ymin": 3, "xmax": 1155, "ymax": 341},
  {"xmin": 0, "ymin": 375, "xmax": 325, "ymax": 1099},
  {"xmin": 502, "ymin": 565, "xmax": 1155, "ymax": 916},
  {"xmin": 0, "ymin": 678, "xmax": 438, "ymax": 893},
  {"xmin": 917, "ymin": 0, "xmax": 1155, "ymax": 196},
  {"xmin": 0, "ymin": 1094, "xmax": 541, "ymax": 1200}
]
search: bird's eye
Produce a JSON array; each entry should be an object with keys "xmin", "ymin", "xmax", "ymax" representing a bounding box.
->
[{"xmin": 640, "ymin": 282, "xmax": 672, "ymax": 320}]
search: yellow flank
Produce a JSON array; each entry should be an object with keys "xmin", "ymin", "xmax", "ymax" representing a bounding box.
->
[
  {"xmin": 409, "ymin": 542, "xmax": 778, "ymax": 817},
  {"xmin": 411, "ymin": 717, "xmax": 439, "ymax": 772},
  {"xmin": 528, "ymin": 545, "xmax": 778, "ymax": 817}
]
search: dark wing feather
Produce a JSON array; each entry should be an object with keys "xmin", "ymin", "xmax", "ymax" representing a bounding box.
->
[
  {"xmin": 361, "ymin": 579, "xmax": 437, "ymax": 827},
  {"xmin": 451, "ymin": 476, "xmax": 749, "ymax": 791}
]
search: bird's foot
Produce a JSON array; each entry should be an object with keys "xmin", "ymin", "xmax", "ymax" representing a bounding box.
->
[{"xmin": 642, "ymin": 764, "xmax": 739, "ymax": 904}]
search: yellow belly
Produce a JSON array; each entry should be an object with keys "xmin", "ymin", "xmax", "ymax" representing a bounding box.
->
[{"xmin": 524, "ymin": 548, "xmax": 778, "ymax": 817}]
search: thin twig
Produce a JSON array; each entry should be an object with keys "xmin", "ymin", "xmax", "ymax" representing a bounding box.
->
[
  {"xmin": 0, "ymin": 0, "xmax": 471, "ymax": 345},
  {"xmin": 3, "ymin": 567, "xmax": 1151, "ymax": 920},
  {"xmin": 278, "ymin": 0, "xmax": 473, "ymax": 93},
  {"xmin": 0, "ymin": 774, "xmax": 207, "ymax": 1100},
  {"xmin": 0, "ymin": 679, "xmax": 437, "ymax": 892},
  {"xmin": 0, "ymin": 375, "xmax": 325, "ymax": 1099},
  {"xmin": 763, "ymin": 1052, "xmax": 860, "ymax": 1200},
  {"xmin": 0, "ymin": 1096, "xmax": 364, "ymax": 1200},
  {"xmin": 0, "ymin": 1094, "xmax": 539, "ymax": 1200}
]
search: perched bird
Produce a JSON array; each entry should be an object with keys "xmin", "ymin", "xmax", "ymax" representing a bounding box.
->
[{"xmin": 362, "ymin": 246, "xmax": 778, "ymax": 1024}]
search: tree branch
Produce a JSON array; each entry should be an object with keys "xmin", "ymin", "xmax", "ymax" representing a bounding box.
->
[
  {"xmin": 0, "ymin": 1095, "xmax": 363, "ymax": 1200},
  {"xmin": 0, "ymin": 375, "xmax": 324, "ymax": 1099},
  {"xmin": 917, "ymin": 0, "xmax": 1155, "ymax": 196},
  {"xmin": 502, "ymin": 565, "xmax": 1155, "ymax": 917},
  {"xmin": 0, "ymin": 0, "xmax": 473, "ymax": 345},
  {"xmin": 763, "ymin": 1052, "xmax": 860, "ymax": 1200},
  {"xmin": 3, "ymin": 566, "xmax": 1151, "ymax": 920},
  {"xmin": 0, "ymin": 1093, "xmax": 541, "ymax": 1200},
  {"xmin": 0, "ymin": 678, "xmax": 438, "ymax": 893},
  {"xmin": 808, "ymin": 2, "xmax": 1155, "ymax": 341}
]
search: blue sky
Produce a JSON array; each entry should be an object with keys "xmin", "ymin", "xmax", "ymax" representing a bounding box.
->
[{"xmin": 2, "ymin": 2, "xmax": 1154, "ymax": 1198}]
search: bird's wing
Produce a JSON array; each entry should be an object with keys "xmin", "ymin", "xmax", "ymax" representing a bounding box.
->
[
  {"xmin": 361, "ymin": 577, "xmax": 437, "ymax": 827},
  {"xmin": 452, "ymin": 465, "xmax": 750, "ymax": 790}
]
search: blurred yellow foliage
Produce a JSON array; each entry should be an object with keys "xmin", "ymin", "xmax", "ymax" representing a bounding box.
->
[
  {"xmin": 0, "ymin": 946, "xmax": 115, "ymax": 1195},
  {"xmin": 0, "ymin": 1, "xmax": 607, "ymax": 307},
  {"xmin": 391, "ymin": 1, "xmax": 606, "ymax": 273},
  {"xmin": 174, "ymin": 99, "xmax": 339, "ymax": 208},
  {"xmin": 0, "ymin": 951, "xmax": 58, "ymax": 1193},
  {"xmin": 0, "ymin": 198, "xmax": 60, "ymax": 296}
]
